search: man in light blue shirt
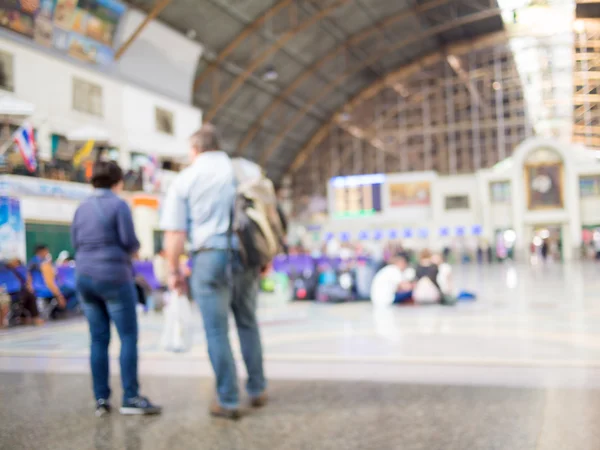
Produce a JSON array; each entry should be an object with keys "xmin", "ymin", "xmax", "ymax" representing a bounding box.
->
[{"xmin": 160, "ymin": 124, "xmax": 266, "ymax": 420}]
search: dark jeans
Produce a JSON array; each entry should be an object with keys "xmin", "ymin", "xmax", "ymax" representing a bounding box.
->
[
  {"xmin": 190, "ymin": 250, "xmax": 266, "ymax": 409},
  {"xmin": 10, "ymin": 291, "xmax": 39, "ymax": 318},
  {"xmin": 59, "ymin": 286, "xmax": 79, "ymax": 310},
  {"xmin": 76, "ymin": 275, "xmax": 139, "ymax": 402},
  {"xmin": 394, "ymin": 290, "xmax": 413, "ymax": 304}
]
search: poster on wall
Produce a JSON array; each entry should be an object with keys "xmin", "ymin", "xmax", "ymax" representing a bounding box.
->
[
  {"xmin": 0, "ymin": 196, "xmax": 26, "ymax": 261},
  {"xmin": 389, "ymin": 181, "xmax": 430, "ymax": 207},
  {"xmin": 0, "ymin": 0, "xmax": 125, "ymax": 65},
  {"xmin": 526, "ymin": 164, "xmax": 563, "ymax": 210}
]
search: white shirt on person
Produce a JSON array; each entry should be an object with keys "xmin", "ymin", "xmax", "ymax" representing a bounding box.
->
[
  {"xmin": 159, "ymin": 151, "xmax": 236, "ymax": 251},
  {"xmin": 370, "ymin": 264, "xmax": 413, "ymax": 308}
]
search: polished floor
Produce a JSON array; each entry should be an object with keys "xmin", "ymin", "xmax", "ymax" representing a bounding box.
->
[{"xmin": 1, "ymin": 262, "xmax": 600, "ymax": 449}]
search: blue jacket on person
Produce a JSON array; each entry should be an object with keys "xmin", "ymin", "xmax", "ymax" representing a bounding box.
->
[
  {"xmin": 28, "ymin": 254, "xmax": 54, "ymax": 298},
  {"xmin": 71, "ymin": 189, "xmax": 140, "ymax": 283}
]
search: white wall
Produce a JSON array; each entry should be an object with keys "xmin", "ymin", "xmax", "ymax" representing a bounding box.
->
[
  {"xmin": 431, "ymin": 175, "xmax": 480, "ymax": 227},
  {"xmin": 122, "ymin": 84, "xmax": 201, "ymax": 160},
  {"xmin": 0, "ymin": 37, "xmax": 124, "ymax": 161},
  {"xmin": 20, "ymin": 196, "xmax": 79, "ymax": 223},
  {"xmin": 580, "ymin": 197, "xmax": 600, "ymax": 226},
  {"xmin": 0, "ymin": 33, "xmax": 202, "ymax": 166},
  {"xmin": 116, "ymin": 9, "xmax": 203, "ymax": 104},
  {"xmin": 323, "ymin": 172, "xmax": 484, "ymax": 251}
]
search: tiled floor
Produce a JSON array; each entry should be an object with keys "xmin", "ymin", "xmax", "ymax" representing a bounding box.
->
[{"xmin": 1, "ymin": 262, "xmax": 600, "ymax": 449}]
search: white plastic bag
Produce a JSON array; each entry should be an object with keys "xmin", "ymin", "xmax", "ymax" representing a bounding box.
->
[
  {"xmin": 159, "ymin": 292, "xmax": 193, "ymax": 353},
  {"xmin": 413, "ymin": 277, "xmax": 441, "ymax": 304}
]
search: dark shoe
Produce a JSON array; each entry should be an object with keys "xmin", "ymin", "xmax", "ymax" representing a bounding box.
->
[
  {"xmin": 250, "ymin": 392, "xmax": 268, "ymax": 408},
  {"xmin": 95, "ymin": 399, "xmax": 111, "ymax": 417},
  {"xmin": 120, "ymin": 396, "xmax": 162, "ymax": 415},
  {"xmin": 209, "ymin": 401, "xmax": 241, "ymax": 420}
]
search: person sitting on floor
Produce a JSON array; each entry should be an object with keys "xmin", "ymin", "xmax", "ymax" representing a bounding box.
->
[
  {"xmin": 431, "ymin": 253, "xmax": 453, "ymax": 298},
  {"xmin": 370, "ymin": 252, "xmax": 415, "ymax": 308},
  {"xmin": 413, "ymin": 249, "xmax": 441, "ymax": 304}
]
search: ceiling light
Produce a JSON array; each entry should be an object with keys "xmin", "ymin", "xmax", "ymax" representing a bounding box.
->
[
  {"xmin": 492, "ymin": 81, "xmax": 502, "ymax": 91},
  {"xmin": 186, "ymin": 29, "xmax": 197, "ymax": 39},
  {"xmin": 574, "ymin": 19, "xmax": 585, "ymax": 33},
  {"xmin": 262, "ymin": 65, "xmax": 279, "ymax": 81}
]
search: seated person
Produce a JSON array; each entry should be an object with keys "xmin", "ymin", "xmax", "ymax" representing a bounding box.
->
[
  {"xmin": 6, "ymin": 259, "xmax": 43, "ymax": 326},
  {"xmin": 413, "ymin": 249, "xmax": 441, "ymax": 304},
  {"xmin": 28, "ymin": 245, "xmax": 78, "ymax": 312},
  {"xmin": 0, "ymin": 283, "xmax": 9, "ymax": 327},
  {"xmin": 431, "ymin": 253, "xmax": 453, "ymax": 297},
  {"xmin": 370, "ymin": 253, "xmax": 415, "ymax": 308}
]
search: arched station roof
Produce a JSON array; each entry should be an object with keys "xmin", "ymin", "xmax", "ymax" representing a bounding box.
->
[{"xmin": 125, "ymin": 0, "xmax": 505, "ymax": 181}]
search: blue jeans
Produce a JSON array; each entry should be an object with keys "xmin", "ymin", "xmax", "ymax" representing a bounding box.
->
[
  {"xmin": 76, "ymin": 275, "xmax": 139, "ymax": 402},
  {"xmin": 59, "ymin": 286, "xmax": 79, "ymax": 310},
  {"xmin": 190, "ymin": 250, "xmax": 266, "ymax": 409},
  {"xmin": 394, "ymin": 290, "xmax": 413, "ymax": 304}
]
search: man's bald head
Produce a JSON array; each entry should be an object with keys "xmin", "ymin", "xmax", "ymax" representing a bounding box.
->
[{"xmin": 190, "ymin": 123, "xmax": 220, "ymax": 155}]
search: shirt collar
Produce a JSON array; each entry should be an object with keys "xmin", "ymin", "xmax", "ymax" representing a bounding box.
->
[{"xmin": 93, "ymin": 188, "xmax": 114, "ymax": 196}]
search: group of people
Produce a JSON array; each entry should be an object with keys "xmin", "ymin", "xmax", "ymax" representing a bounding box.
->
[
  {"xmin": 0, "ymin": 246, "xmax": 79, "ymax": 328},
  {"xmin": 370, "ymin": 249, "xmax": 453, "ymax": 308},
  {"xmin": 68, "ymin": 124, "xmax": 266, "ymax": 420}
]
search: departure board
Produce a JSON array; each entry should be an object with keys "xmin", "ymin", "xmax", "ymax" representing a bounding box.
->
[{"xmin": 330, "ymin": 174, "xmax": 384, "ymax": 218}]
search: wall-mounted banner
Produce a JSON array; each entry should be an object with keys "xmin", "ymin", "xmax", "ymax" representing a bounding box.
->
[
  {"xmin": 389, "ymin": 181, "xmax": 431, "ymax": 207},
  {"xmin": 0, "ymin": 196, "xmax": 26, "ymax": 261},
  {"xmin": 0, "ymin": 175, "xmax": 92, "ymax": 201},
  {"xmin": 0, "ymin": 0, "xmax": 126, "ymax": 65}
]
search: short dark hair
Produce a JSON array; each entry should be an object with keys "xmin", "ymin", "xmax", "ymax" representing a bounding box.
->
[
  {"xmin": 394, "ymin": 252, "xmax": 410, "ymax": 263},
  {"xmin": 34, "ymin": 244, "xmax": 48, "ymax": 254},
  {"xmin": 91, "ymin": 161, "xmax": 124, "ymax": 189},
  {"xmin": 190, "ymin": 123, "xmax": 220, "ymax": 152}
]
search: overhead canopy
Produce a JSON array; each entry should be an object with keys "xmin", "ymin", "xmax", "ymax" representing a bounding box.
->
[
  {"xmin": 125, "ymin": 0, "xmax": 505, "ymax": 181},
  {"xmin": 0, "ymin": 94, "xmax": 35, "ymax": 116}
]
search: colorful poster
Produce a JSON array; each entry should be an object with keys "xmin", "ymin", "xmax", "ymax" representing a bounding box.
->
[
  {"xmin": 0, "ymin": 0, "xmax": 125, "ymax": 65},
  {"xmin": 0, "ymin": 0, "xmax": 36, "ymax": 38},
  {"xmin": 0, "ymin": 196, "xmax": 26, "ymax": 261},
  {"xmin": 389, "ymin": 181, "xmax": 430, "ymax": 207}
]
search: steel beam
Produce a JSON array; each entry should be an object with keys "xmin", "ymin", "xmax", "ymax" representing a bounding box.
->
[
  {"xmin": 288, "ymin": 31, "xmax": 507, "ymax": 173},
  {"xmin": 234, "ymin": 0, "xmax": 454, "ymax": 156},
  {"xmin": 261, "ymin": 8, "xmax": 503, "ymax": 168},
  {"xmin": 193, "ymin": 0, "xmax": 293, "ymax": 90},
  {"xmin": 203, "ymin": 0, "xmax": 349, "ymax": 123},
  {"xmin": 115, "ymin": 0, "xmax": 173, "ymax": 60}
]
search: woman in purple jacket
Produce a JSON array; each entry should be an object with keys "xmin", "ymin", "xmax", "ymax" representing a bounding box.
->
[{"xmin": 71, "ymin": 161, "xmax": 161, "ymax": 417}]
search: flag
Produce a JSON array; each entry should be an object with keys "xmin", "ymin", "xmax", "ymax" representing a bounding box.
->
[
  {"xmin": 13, "ymin": 123, "xmax": 37, "ymax": 173},
  {"xmin": 73, "ymin": 139, "xmax": 95, "ymax": 167}
]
